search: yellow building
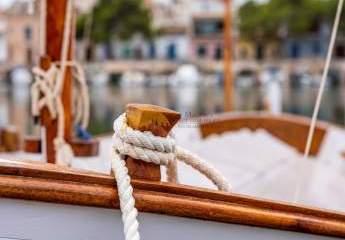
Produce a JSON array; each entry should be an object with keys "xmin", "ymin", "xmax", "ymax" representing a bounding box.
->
[{"xmin": 235, "ymin": 39, "xmax": 279, "ymax": 61}]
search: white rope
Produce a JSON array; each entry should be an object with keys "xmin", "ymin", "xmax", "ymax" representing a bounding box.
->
[
  {"xmin": 111, "ymin": 113, "xmax": 231, "ymax": 240},
  {"xmin": 60, "ymin": 61, "xmax": 90, "ymax": 129},
  {"xmin": 293, "ymin": 0, "xmax": 344, "ymax": 203},
  {"xmin": 54, "ymin": 0, "xmax": 73, "ymax": 97},
  {"xmin": 31, "ymin": 0, "xmax": 90, "ymax": 166},
  {"xmin": 176, "ymin": 146, "xmax": 231, "ymax": 191}
]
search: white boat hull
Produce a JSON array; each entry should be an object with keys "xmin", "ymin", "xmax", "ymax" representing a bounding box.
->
[{"xmin": 0, "ymin": 198, "xmax": 341, "ymax": 240}]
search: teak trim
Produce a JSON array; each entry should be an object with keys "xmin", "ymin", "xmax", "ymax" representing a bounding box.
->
[
  {"xmin": 0, "ymin": 160, "xmax": 344, "ymax": 238},
  {"xmin": 199, "ymin": 112, "xmax": 328, "ymax": 156}
]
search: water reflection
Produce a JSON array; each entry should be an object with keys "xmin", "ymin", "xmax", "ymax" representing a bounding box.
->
[{"xmin": 0, "ymin": 77, "xmax": 344, "ymax": 135}]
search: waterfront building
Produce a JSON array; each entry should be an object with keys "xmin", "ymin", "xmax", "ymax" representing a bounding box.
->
[
  {"xmin": 0, "ymin": 1, "xmax": 39, "ymax": 68},
  {"xmin": 281, "ymin": 23, "xmax": 331, "ymax": 59},
  {"xmin": 190, "ymin": 13, "xmax": 225, "ymax": 61}
]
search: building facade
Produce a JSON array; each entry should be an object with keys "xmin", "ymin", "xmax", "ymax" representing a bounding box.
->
[
  {"xmin": 0, "ymin": 1, "xmax": 40, "ymax": 67},
  {"xmin": 82, "ymin": 0, "xmax": 345, "ymax": 63},
  {"xmin": 190, "ymin": 14, "xmax": 224, "ymax": 61}
]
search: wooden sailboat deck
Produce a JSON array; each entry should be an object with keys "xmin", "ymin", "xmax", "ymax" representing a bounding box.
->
[
  {"xmin": 1, "ymin": 157, "xmax": 345, "ymax": 238},
  {"xmin": 1, "ymin": 116, "xmax": 345, "ymax": 212}
]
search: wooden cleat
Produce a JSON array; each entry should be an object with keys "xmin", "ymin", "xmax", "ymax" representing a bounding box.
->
[
  {"xmin": 0, "ymin": 126, "xmax": 19, "ymax": 152},
  {"xmin": 124, "ymin": 103, "xmax": 181, "ymax": 181},
  {"xmin": 70, "ymin": 138, "xmax": 99, "ymax": 157},
  {"xmin": 24, "ymin": 136, "xmax": 41, "ymax": 153},
  {"xmin": 24, "ymin": 136, "xmax": 100, "ymax": 157}
]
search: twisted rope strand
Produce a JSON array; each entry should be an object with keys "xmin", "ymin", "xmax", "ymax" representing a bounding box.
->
[
  {"xmin": 113, "ymin": 114, "xmax": 175, "ymax": 153},
  {"xmin": 176, "ymin": 147, "xmax": 231, "ymax": 191},
  {"xmin": 112, "ymin": 113, "xmax": 231, "ymax": 240},
  {"xmin": 111, "ymin": 149, "xmax": 140, "ymax": 240}
]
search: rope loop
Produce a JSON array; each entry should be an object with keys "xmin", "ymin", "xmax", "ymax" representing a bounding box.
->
[
  {"xmin": 111, "ymin": 112, "xmax": 231, "ymax": 240},
  {"xmin": 113, "ymin": 113, "xmax": 175, "ymax": 153}
]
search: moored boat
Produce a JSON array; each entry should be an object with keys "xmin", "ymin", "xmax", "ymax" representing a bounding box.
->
[
  {"xmin": 1, "ymin": 0, "xmax": 345, "ymax": 239},
  {"xmin": 1, "ymin": 105, "xmax": 345, "ymax": 239},
  {"xmin": 1, "ymin": 156, "xmax": 345, "ymax": 240}
]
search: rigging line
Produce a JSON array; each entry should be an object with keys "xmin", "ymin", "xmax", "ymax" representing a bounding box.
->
[{"xmin": 293, "ymin": 0, "xmax": 344, "ymax": 203}]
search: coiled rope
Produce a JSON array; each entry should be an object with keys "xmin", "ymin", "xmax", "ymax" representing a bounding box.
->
[
  {"xmin": 112, "ymin": 113, "xmax": 231, "ymax": 240},
  {"xmin": 31, "ymin": 0, "xmax": 90, "ymax": 165}
]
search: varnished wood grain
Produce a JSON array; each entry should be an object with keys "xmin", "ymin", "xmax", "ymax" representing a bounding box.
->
[
  {"xmin": 0, "ymin": 127, "xmax": 19, "ymax": 152},
  {"xmin": 199, "ymin": 112, "xmax": 328, "ymax": 156},
  {"xmin": 24, "ymin": 136, "xmax": 41, "ymax": 153},
  {"xmin": 24, "ymin": 137, "xmax": 100, "ymax": 157},
  {"xmin": 70, "ymin": 138, "xmax": 99, "ymax": 157},
  {"xmin": 39, "ymin": 56, "xmax": 57, "ymax": 163},
  {"xmin": 124, "ymin": 104, "xmax": 180, "ymax": 181},
  {"xmin": 42, "ymin": 0, "xmax": 74, "ymax": 163},
  {"xmin": 0, "ymin": 160, "xmax": 344, "ymax": 238}
]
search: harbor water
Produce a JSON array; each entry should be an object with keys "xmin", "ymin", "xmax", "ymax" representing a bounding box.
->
[{"xmin": 0, "ymin": 73, "xmax": 344, "ymax": 136}]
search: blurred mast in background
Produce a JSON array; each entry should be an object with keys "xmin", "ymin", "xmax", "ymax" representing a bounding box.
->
[{"xmin": 223, "ymin": 0, "xmax": 233, "ymax": 111}]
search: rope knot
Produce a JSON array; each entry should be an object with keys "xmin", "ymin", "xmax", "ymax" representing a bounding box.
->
[
  {"xmin": 111, "ymin": 112, "xmax": 231, "ymax": 240},
  {"xmin": 113, "ymin": 113, "xmax": 177, "ymax": 167},
  {"xmin": 31, "ymin": 64, "xmax": 60, "ymax": 120},
  {"xmin": 31, "ymin": 61, "xmax": 89, "ymax": 168}
]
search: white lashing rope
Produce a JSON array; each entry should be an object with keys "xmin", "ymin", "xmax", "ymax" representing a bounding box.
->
[
  {"xmin": 61, "ymin": 61, "xmax": 90, "ymax": 129},
  {"xmin": 31, "ymin": 0, "xmax": 90, "ymax": 166},
  {"xmin": 293, "ymin": 0, "xmax": 344, "ymax": 203},
  {"xmin": 112, "ymin": 113, "xmax": 231, "ymax": 240}
]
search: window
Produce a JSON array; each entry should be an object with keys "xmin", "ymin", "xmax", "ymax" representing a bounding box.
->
[
  {"xmin": 194, "ymin": 20, "xmax": 223, "ymax": 37},
  {"xmin": 149, "ymin": 42, "xmax": 156, "ymax": 59},
  {"xmin": 312, "ymin": 41, "xmax": 321, "ymax": 56},
  {"xmin": 256, "ymin": 44, "xmax": 264, "ymax": 60},
  {"xmin": 214, "ymin": 44, "xmax": 223, "ymax": 60},
  {"xmin": 167, "ymin": 43, "xmax": 177, "ymax": 60},
  {"xmin": 134, "ymin": 47, "xmax": 143, "ymax": 59},
  {"xmin": 24, "ymin": 26, "xmax": 32, "ymax": 41},
  {"xmin": 26, "ymin": 48, "xmax": 33, "ymax": 65},
  {"xmin": 290, "ymin": 42, "xmax": 300, "ymax": 59},
  {"xmin": 122, "ymin": 46, "xmax": 131, "ymax": 59},
  {"xmin": 197, "ymin": 44, "xmax": 207, "ymax": 58}
]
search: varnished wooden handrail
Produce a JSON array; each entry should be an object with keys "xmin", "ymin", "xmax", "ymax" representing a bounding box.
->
[
  {"xmin": 0, "ymin": 159, "xmax": 345, "ymax": 238},
  {"xmin": 199, "ymin": 112, "xmax": 328, "ymax": 156}
]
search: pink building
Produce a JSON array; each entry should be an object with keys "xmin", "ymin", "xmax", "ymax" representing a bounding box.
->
[{"xmin": 190, "ymin": 14, "xmax": 225, "ymax": 61}]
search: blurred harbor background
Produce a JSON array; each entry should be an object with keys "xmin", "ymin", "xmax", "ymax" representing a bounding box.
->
[{"xmin": 0, "ymin": 0, "xmax": 345, "ymax": 135}]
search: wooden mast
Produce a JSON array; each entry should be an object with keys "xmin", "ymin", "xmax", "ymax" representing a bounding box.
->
[
  {"xmin": 41, "ymin": 0, "xmax": 74, "ymax": 163},
  {"xmin": 223, "ymin": 0, "xmax": 233, "ymax": 111},
  {"xmin": 25, "ymin": 0, "xmax": 99, "ymax": 159}
]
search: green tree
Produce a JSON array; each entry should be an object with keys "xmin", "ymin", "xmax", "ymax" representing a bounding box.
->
[
  {"xmin": 238, "ymin": 0, "xmax": 341, "ymax": 41},
  {"xmin": 77, "ymin": 0, "xmax": 155, "ymax": 43}
]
